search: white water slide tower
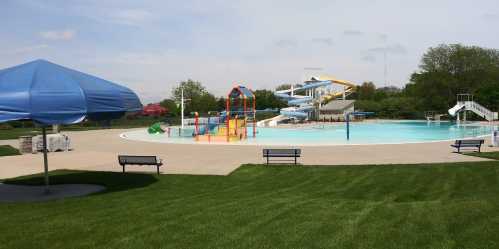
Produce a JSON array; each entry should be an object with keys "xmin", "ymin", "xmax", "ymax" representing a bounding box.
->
[{"xmin": 448, "ymin": 94, "xmax": 498, "ymax": 121}]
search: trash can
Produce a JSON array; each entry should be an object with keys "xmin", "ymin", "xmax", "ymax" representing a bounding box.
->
[
  {"xmin": 18, "ymin": 136, "xmax": 33, "ymax": 154},
  {"xmin": 492, "ymin": 131, "xmax": 499, "ymax": 147}
]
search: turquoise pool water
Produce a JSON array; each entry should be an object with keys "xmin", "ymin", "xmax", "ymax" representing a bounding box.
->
[{"xmin": 121, "ymin": 121, "xmax": 497, "ymax": 146}]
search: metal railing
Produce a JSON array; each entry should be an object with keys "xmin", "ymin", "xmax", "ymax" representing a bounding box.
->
[{"xmin": 464, "ymin": 101, "xmax": 496, "ymax": 121}]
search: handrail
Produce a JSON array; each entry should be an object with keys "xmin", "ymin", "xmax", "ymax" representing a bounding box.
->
[{"xmin": 463, "ymin": 101, "xmax": 496, "ymax": 120}]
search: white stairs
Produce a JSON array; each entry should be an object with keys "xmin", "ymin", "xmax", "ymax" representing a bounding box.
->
[
  {"xmin": 464, "ymin": 101, "xmax": 498, "ymax": 121},
  {"xmin": 448, "ymin": 101, "xmax": 498, "ymax": 121}
]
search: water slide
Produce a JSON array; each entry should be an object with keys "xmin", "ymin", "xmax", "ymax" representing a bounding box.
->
[
  {"xmin": 260, "ymin": 76, "xmax": 357, "ymax": 126},
  {"xmin": 318, "ymin": 76, "xmax": 356, "ymax": 102},
  {"xmin": 448, "ymin": 103, "xmax": 465, "ymax": 117},
  {"xmin": 256, "ymin": 115, "xmax": 289, "ymax": 127},
  {"xmin": 448, "ymin": 101, "xmax": 498, "ymax": 121}
]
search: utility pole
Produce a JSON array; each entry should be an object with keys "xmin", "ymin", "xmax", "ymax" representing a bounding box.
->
[
  {"xmin": 383, "ymin": 49, "xmax": 387, "ymax": 87},
  {"xmin": 383, "ymin": 36, "xmax": 388, "ymax": 87}
]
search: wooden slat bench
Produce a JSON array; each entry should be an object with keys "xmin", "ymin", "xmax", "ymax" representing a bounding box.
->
[
  {"xmin": 450, "ymin": 139, "xmax": 484, "ymax": 153},
  {"xmin": 118, "ymin": 155, "xmax": 163, "ymax": 174},
  {"xmin": 262, "ymin": 149, "xmax": 301, "ymax": 165}
]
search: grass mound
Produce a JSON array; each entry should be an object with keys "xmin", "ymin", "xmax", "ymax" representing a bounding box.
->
[{"xmin": 0, "ymin": 145, "xmax": 20, "ymax": 157}]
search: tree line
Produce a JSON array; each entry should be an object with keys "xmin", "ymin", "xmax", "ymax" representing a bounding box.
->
[
  {"xmin": 356, "ymin": 44, "xmax": 499, "ymax": 119},
  {"xmin": 159, "ymin": 44, "xmax": 499, "ymax": 119},
  {"xmin": 159, "ymin": 80, "xmax": 287, "ymax": 117}
]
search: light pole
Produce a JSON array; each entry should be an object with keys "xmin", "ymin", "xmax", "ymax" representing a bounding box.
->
[
  {"xmin": 177, "ymin": 86, "xmax": 191, "ymax": 129},
  {"xmin": 181, "ymin": 87, "xmax": 185, "ymax": 129}
]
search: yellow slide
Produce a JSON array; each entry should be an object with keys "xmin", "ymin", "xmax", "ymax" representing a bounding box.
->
[{"xmin": 315, "ymin": 75, "xmax": 357, "ymax": 102}]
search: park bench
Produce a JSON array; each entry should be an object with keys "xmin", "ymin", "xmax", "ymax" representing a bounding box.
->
[
  {"xmin": 262, "ymin": 149, "xmax": 301, "ymax": 165},
  {"xmin": 118, "ymin": 155, "xmax": 163, "ymax": 174},
  {"xmin": 450, "ymin": 139, "xmax": 484, "ymax": 153}
]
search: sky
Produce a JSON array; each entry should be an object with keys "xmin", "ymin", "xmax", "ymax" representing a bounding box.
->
[{"xmin": 1, "ymin": 0, "xmax": 498, "ymax": 103}]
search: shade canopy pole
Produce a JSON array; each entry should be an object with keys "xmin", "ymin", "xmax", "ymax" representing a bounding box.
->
[
  {"xmin": 42, "ymin": 127, "xmax": 50, "ymax": 194},
  {"xmin": 346, "ymin": 114, "xmax": 350, "ymax": 140}
]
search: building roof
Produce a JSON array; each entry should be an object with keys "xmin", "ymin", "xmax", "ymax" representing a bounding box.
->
[{"xmin": 321, "ymin": 100, "xmax": 355, "ymax": 111}]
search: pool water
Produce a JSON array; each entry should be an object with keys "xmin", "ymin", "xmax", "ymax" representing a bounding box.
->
[{"xmin": 121, "ymin": 121, "xmax": 497, "ymax": 146}]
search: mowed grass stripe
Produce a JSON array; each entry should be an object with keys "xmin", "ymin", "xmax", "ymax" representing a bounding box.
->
[{"xmin": 2, "ymin": 162, "xmax": 499, "ymax": 248}]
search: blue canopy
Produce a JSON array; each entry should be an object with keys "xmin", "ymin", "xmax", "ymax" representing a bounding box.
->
[
  {"xmin": 228, "ymin": 85, "xmax": 254, "ymax": 99},
  {"xmin": 0, "ymin": 59, "xmax": 142, "ymax": 125}
]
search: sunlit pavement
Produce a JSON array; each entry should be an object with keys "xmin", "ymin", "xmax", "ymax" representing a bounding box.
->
[{"xmin": 1, "ymin": 128, "xmax": 497, "ymax": 179}]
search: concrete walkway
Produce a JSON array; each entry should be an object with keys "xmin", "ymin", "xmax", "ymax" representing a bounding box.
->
[
  {"xmin": 0, "ymin": 139, "xmax": 18, "ymax": 148},
  {"xmin": 0, "ymin": 129, "xmax": 497, "ymax": 180}
]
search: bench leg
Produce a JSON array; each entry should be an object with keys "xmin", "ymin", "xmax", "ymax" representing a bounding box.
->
[
  {"xmin": 478, "ymin": 146, "xmax": 481, "ymax": 153},
  {"xmin": 122, "ymin": 165, "xmax": 125, "ymax": 173},
  {"xmin": 157, "ymin": 165, "xmax": 160, "ymax": 175},
  {"xmin": 267, "ymin": 156, "xmax": 269, "ymax": 165},
  {"xmin": 294, "ymin": 156, "xmax": 297, "ymax": 165}
]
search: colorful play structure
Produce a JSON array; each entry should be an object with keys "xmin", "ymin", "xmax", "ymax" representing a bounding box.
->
[
  {"xmin": 148, "ymin": 122, "xmax": 169, "ymax": 134},
  {"xmin": 258, "ymin": 75, "xmax": 357, "ymax": 127},
  {"xmin": 148, "ymin": 85, "xmax": 256, "ymax": 143},
  {"xmin": 194, "ymin": 85, "xmax": 256, "ymax": 142}
]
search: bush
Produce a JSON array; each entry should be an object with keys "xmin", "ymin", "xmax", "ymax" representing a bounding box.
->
[{"xmin": 0, "ymin": 123, "xmax": 13, "ymax": 130}]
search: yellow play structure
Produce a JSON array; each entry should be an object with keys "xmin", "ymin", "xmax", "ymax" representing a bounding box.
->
[{"xmin": 198, "ymin": 117, "xmax": 248, "ymax": 142}]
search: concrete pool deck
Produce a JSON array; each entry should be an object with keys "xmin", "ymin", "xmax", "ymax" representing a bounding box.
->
[{"xmin": 1, "ymin": 128, "xmax": 498, "ymax": 179}]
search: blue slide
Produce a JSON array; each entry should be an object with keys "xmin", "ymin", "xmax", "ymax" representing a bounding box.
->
[{"xmin": 274, "ymin": 80, "xmax": 332, "ymax": 120}]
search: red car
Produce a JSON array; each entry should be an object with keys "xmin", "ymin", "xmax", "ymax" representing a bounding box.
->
[{"xmin": 142, "ymin": 103, "xmax": 168, "ymax": 116}]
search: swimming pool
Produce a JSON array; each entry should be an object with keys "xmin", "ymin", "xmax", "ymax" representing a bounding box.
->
[{"xmin": 120, "ymin": 120, "xmax": 497, "ymax": 146}]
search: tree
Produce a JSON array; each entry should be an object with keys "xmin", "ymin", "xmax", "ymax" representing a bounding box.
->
[
  {"xmin": 216, "ymin": 97, "xmax": 226, "ymax": 112},
  {"xmin": 159, "ymin": 99, "xmax": 179, "ymax": 116},
  {"xmin": 409, "ymin": 44, "xmax": 499, "ymax": 112},
  {"xmin": 253, "ymin": 89, "xmax": 287, "ymax": 110},
  {"xmin": 195, "ymin": 93, "xmax": 218, "ymax": 114},
  {"xmin": 356, "ymin": 82, "xmax": 376, "ymax": 100},
  {"xmin": 275, "ymin": 84, "xmax": 292, "ymax": 91},
  {"xmin": 172, "ymin": 79, "xmax": 208, "ymax": 102},
  {"xmin": 171, "ymin": 79, "xmax": 219, "ymax": 115}
]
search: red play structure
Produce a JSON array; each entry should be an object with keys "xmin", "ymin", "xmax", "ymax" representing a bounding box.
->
[{"xmin": 225, "ymin": 85, "xmax": 257, "ymax": 141}]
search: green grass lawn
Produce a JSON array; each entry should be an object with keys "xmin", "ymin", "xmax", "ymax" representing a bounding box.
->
[
  {"xmin": 465, "ymin": 151, "xmax": 499, "ymax": 160},
  {"xmin": 0, "ymin": 145, "xmax": 20, "ymax": 157},
  {"xmin": 2, "ymin": 162, "xmax": 499, "ymax": 249}
]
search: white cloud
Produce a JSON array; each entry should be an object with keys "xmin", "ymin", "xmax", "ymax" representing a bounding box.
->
[
  {"xmin": 482, "ymin": 13, "xmax": 499, "ymax": 21},
  {"xmin": 311, "ymin": 37, "xmax": 333, "ymax": 46},
  {"xmin": 39, "ymin": 30, "xmax": 76, "ymax": 40},
  {"xmin": 275, "ymin": 39, "xmax": 297, "ymax": 48},
  {"xmin": 0, "ymin": 44, "xmax": 49, "ymax": 55},
  {"xmin": 343, "ymin": 30, "xmax": 364, "ymax": 36},
  {"xmin": 367, "ymin": 44, "xmax": 408, "ymax": 55},
  {"xmin": 108, "ymin": 9, "xmax": 156, "ymax": 26},
  {"xmin": 361, "ymin": 54, "xmax": 376, "ymax": 63},
  {"xmin": 109, "ymin": 52, "xmax": 165, "ymax": 66},
  {"xmin": 377, "ymin": 33, "xmax": 388, "ymax": 42}
]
